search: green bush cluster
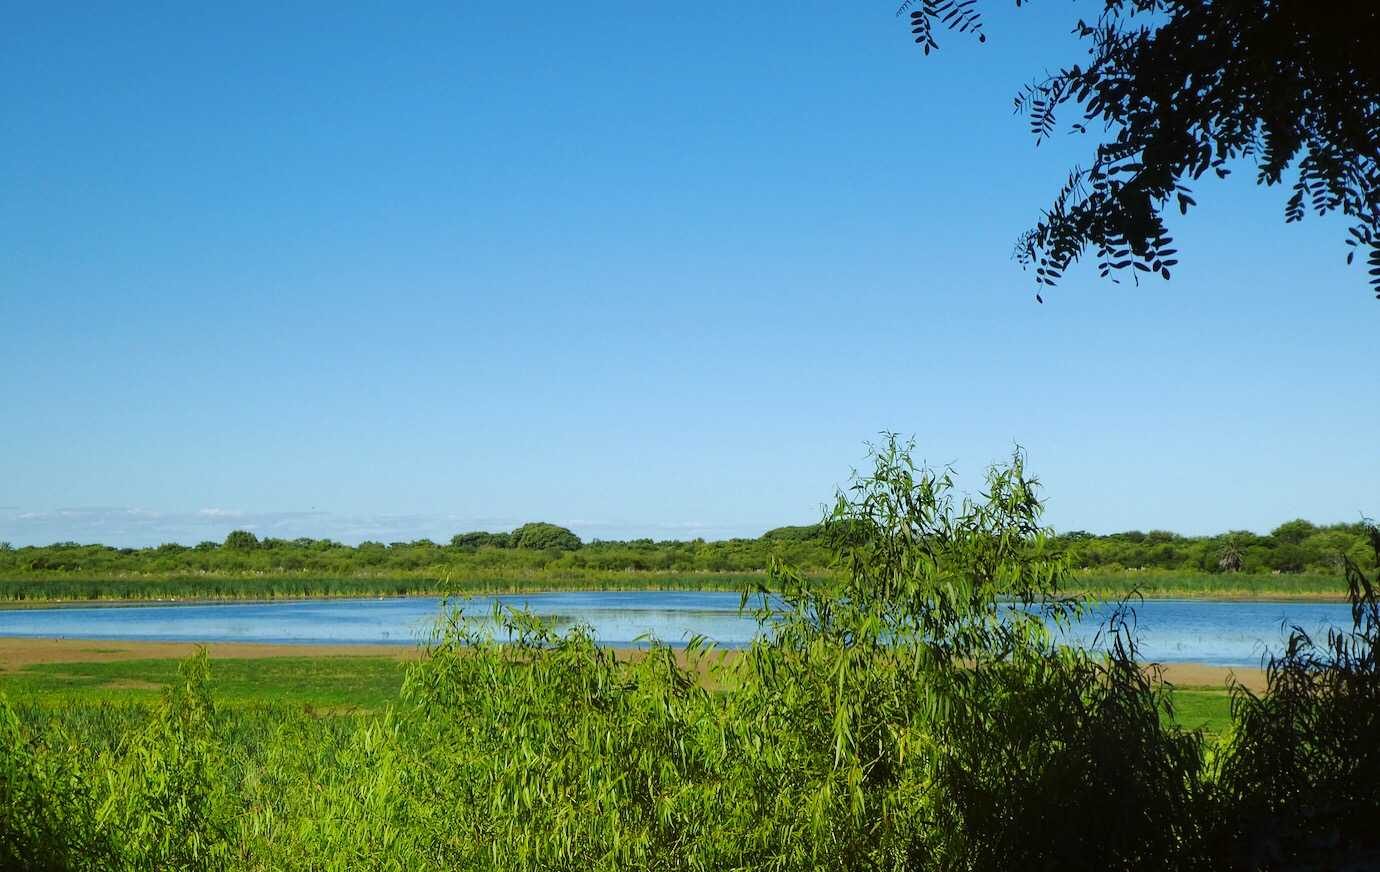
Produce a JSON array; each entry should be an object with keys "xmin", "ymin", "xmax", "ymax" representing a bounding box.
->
[
  {"xmin": 3, "ymin": 440, "xmax": 1377, "ymax": 869},
  {"xmin": 3, "ymin": 515, "xmax": 1371, "ymax": 589},
  {"xmin": 0, "ymin": 526, "xmax": 834, "ymax": 581},
  {"xmin": 1055, "ymin": 520, "xmax": 1376, "ymax": 575}
]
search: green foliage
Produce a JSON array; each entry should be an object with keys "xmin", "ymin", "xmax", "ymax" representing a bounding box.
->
[
  {"xmin": 902, "ymin": 0, "xmax": 1380, "ymax": 297},
  {"xmin": 0, "ymin": 511, "xmax": 1369, "ymax": 606},
  {"xmin": 450, "ymin": 531, "xmax": 510, "ymax": 549},
  {"xmin": 0, "ymin": 654, "xmax": 236, "ymax": 869},
  {"xmin": 1053, "ymin": 522, "xmax": 1374, "ymax": 578},
  {"xmin": 107, "ymin": 652, "xmax": 235, "ymax": 869},
  {"xmin": 0, "ymin": 443, "xmax": 1374, "ymax": 868},
  {"xmin": 1211, "ymin": 523, "xmax": 1380, "ymax": 865},
  {"xmin": 509, "ymin": 522, "xmax": 582, "ymax": 551},
  {"xmin": 745, "ymin": 437, "xmax": 1206, "ymax": 869},
  {"xmin": 0, "ymin": 695, "xmax": 115, "ymax": 869},
  {"xmin": 1270, "ymin": 518, "xmax": 1318, "ymax": 545},
  {"xmin": 1, "ymin": 656, "xmax": 408, "ymax": 711},
  {"xmin": 759, "ymin": 523, "xmax": 824, "ymax": 542},
  {"xmin": 222, "ymin": 530, "xmax": 259, "ymax": 551},
  {"xmin": 0, "ymin": 573, "xmax": 778, "ymax": 605}
]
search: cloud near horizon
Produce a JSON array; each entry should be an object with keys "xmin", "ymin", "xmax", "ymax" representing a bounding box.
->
[{"xmin": 0, "ymin": 507, "xmax": 767, "ymax": 548}]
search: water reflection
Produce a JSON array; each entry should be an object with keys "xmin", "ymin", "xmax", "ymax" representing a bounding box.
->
[{"xmin": 0, "ymin": 591, "xmax": 1356, "ymax": 667}]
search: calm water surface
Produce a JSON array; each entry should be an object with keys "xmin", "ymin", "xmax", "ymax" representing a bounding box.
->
[{"xmin": 0, "ymin": 592, "xmax": 1356, "ymax": 667}]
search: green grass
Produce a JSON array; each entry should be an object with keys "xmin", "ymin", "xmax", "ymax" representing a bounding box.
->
[
  {"xmin": 0, "ymin": 653, "xmax": 1238, "ymax": 736},
  {"xmin": 0, "ymin": 656, "xmax": 408, "ymax": 711},
  {"xmin": 1166, "ymin": 688, "xmax": 1233, "ymax": 736}
]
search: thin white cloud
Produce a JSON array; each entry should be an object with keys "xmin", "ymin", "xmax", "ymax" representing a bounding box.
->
[{"xmin": 0, "ymin": 507, "xmax": 776, "ymax": 547}]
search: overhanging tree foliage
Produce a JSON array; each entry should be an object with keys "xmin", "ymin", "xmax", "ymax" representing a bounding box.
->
[{"xmin": 899, "ymin": 1, "xmax": 1380, "ymax": 297}]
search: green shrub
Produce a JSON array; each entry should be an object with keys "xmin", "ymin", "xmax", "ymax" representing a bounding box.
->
[{"xmin": 1, "ymin": 441, "xmax": 1375, "ymax": 868}]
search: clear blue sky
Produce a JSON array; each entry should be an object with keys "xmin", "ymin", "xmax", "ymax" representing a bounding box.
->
[{"xmin": 3, "ymin": 2, "xmax": 1376, "ymax": 546}]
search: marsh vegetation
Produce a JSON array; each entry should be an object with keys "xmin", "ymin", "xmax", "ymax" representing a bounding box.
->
[
  {"xmin": 0, "ymin": 513, "xmax": 1368, "ymax": 604},
  {"xmin": 3, "ymin": 440, "xmax": 1377, "ymax": 869}
]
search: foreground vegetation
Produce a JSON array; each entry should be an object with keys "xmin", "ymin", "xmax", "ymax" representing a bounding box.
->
[
  {"xmin": 0, "ymin": 653, "xmax": 1235, "ymax": 736},
  {"xmin": 0, "ymin": 514, "xmax": 1371, "ymax": 603},
  {"xmin": 3, "ymin": 441, "xmax": 1377, "ymax": 869}
]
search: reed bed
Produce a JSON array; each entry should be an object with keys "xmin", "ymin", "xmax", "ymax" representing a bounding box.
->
[{"xmin": 0, "ymin": 568, "xmax": 1351, "ymax": 605}]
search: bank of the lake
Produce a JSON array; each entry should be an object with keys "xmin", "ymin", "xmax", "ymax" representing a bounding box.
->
[
  {"xmin": 0, "ymin": 567, "xmax": 1352, "ymax": 605},
  {"xmin": 0, "ymin": 638, "xmax": 1253, "ymax": 735}
]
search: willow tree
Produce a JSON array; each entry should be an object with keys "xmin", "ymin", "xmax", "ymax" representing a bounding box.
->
[{"xmin": 899, "ymin": 1, "xmax": 1380, "ymax": 298}]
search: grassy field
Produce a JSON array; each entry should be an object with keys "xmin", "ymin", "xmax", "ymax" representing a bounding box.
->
[
  {"xmin": 0, "ymin": 568, "xmax": 1353, "ymax": 605},
  {"xmin": 1164, "ymin": 688, "xmax": 1234, "ymax": 735},
  {"xmin": 0, "ymin": 656, "xmax": 407, "ymax": 711},
  {"xmin": 0, "ymin": 650, "xmax": 1238, "ymax": 735}
]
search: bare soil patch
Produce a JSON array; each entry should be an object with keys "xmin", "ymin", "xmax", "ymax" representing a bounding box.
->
[{"xmin": 1160, "ymin": 662, "xmax": 1265, "ymax": 693}]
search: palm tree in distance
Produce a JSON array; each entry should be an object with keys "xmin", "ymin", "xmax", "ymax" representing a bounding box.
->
[{"xmin": 1218, "ymin": 540, "xmax": 1244, "ymax": 573}]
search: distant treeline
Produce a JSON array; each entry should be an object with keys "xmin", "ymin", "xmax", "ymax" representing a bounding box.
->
[
  {"xmin": 0, "ymin": 522, "xmax": 833, "ymax": 579},
  {"xmin": 0, "ymin": 517, "xmax": 1373, "ymax": 579},
  {"xmin": 1058, "ymin": 519, "xmax": 1377, "ymax": 574}
]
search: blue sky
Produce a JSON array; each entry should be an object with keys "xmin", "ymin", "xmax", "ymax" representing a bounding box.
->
[{"xmin": 3, "ymin": 2, "xmax": 1376, "ymax": 546}]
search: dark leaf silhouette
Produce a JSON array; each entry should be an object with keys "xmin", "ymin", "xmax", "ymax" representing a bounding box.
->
[{"xmin": 902, "ymin": 1, "xmax": 1380, "ymax": 298}]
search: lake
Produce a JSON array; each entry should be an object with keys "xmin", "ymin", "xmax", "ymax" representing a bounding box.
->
[{"xmin": 0, "ymin": 591, "xmax": 1357, "ymax": 667}]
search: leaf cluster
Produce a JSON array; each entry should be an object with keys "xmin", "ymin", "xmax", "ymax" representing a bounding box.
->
[{"xmin": 903, "ymin": 1, "xmax": 1380, "ymax": 296}]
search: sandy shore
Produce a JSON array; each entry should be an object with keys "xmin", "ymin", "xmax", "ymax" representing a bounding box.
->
[
  {"xmin": 0, "ymin": 637, "xmax": 1267, "ymax": 691},
  {"xmin": 1157, "ymin": 662, "xmax": 1263, "ymax": 692}
]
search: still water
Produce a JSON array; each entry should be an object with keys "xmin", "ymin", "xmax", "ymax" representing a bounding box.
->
[{"xmin": 0, "ymin": 592, "xmax": 1357, "ymax": 667}]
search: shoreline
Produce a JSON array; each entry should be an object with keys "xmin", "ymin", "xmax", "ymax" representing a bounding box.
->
[
  {"xmin": 0, "ymin": 636, "xmax": 1269, "ymax": 692},
  {"xmin": 0, "ymin": 585, "xmax": 1354, "ymax": 609}
]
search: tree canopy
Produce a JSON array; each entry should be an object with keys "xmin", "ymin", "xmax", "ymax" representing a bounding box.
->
[
  {"xmin": 509, "ymin": 522, "xmax": 583, "ymax": 551},
  {"xmin": 223, "ymin": 530, "xmax": 260, "ymax": 551},
  {"xmin": 2, "ymin": 517, "xmax": 1374, "ymax": 581},
  {"xmin": 901, "ymin": 1, "xmax": 1380, "ymax": 297}
]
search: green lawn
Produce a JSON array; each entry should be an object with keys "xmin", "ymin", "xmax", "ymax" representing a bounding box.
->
[
  {"xmin": 0, "ymin": 656, "xmax": 408, "ymax": 711},
  {"xmin": 0, "ymin": 653, "xmax": 1238, "ymax": 735},
  {"xmin": 1165, "ymin": 688, "xmax": 1233, "ymax": 736}
]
